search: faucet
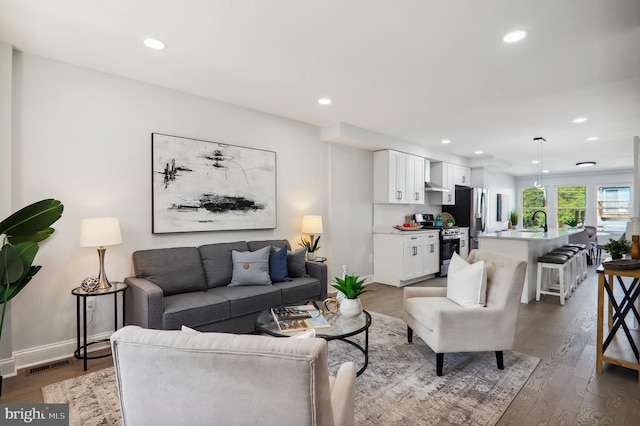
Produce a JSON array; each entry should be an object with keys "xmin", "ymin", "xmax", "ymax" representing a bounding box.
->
[{"xmin": 531, "ymin": 210, "xmax": 548, "ymax": 232}]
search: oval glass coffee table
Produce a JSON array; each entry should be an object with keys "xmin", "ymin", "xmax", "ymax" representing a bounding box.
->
[{"xmin": 256, "ymin": 303, "xmax": 371, "ymax": 376}]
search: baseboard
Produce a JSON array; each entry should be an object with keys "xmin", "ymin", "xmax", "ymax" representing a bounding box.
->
[
  {"xmin": 8, "ymin": 331, "xmax": 113, "ymax": 377},
  {"xmin": 0, "ymin": 357, "xmax": 16, "ymax": 378},
  {"xmin": 362, "ymin": 274, "xmax": 374, "ymax": 284}
]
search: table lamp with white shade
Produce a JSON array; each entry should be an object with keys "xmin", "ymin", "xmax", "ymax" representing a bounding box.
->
[
  {"xmin": 80, "ymin": 217, "xmax": 122, "ymax": 290},
  {"xmin": 301, "ymin": 215, "xmax": 323, "ymax": 260}
]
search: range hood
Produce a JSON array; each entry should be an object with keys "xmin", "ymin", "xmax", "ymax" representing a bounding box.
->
[{"xmin": 424, "ymin": 181, "xmax": 450, "ymax": 192}]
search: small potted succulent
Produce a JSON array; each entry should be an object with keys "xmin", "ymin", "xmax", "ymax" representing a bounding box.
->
[
  {"xmin": 509, "ymin": 211, "xmax": 519, "ymax": 228},
  {"xmin": 299, "ymin": 235, "xmax": 321, "ymax": 260},
  {"xmin": 603, "ymin": 237, "xmax": 631, "ymax": 260},
  {"xmin": 564, "ymin": 218, "xmax": 579, "ymax": 228},
  {"xmin": 332, "ymin": 274, "xmax": 369, "ymax": 317}
]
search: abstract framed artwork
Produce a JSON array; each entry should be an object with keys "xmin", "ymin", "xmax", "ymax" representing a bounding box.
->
[{"xmin": 151, "ymin": 133, "xmax": 277, "ymax": 233}]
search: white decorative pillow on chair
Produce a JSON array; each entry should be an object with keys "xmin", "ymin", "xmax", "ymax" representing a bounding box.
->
[{"xmin": 446, "ymin": 252, "xmax": 487, "ymax": 308}]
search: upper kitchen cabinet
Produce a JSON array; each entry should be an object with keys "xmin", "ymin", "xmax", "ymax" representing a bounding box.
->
[
  {"xmin": 373, "ymin": 150, "xmax": 426, "ymax": 204},
  {"xmin": 453, "ymin": 164, "xmax": 471, "ymax": 187},
  {"xmin": 428, "ymin": 162, "xmax": 455, "ymax": 205}
]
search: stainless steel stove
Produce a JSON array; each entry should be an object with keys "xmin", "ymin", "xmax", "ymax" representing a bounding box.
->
[{"xmin": 414, "ymin": 214, "xmax": 461, "ymax": 276}]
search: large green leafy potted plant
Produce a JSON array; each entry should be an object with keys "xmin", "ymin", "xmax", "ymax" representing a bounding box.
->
[
  {"xmin": 0, "ymin": 199, "xmax": 63, "ymax": 355},
  {"xmin": 332, "ymin": 274, "xmax": 369, "ymax": 317},
  {"xmin": 603, "ymin": 237, "xmax": 631, "ymax": 260}
]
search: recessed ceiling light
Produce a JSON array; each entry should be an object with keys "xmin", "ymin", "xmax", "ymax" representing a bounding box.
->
[
  {"xmin": 531, "ymin": 160, "xmax": 540, "ymax": 164},
  {"xmin": 474, "ymin": 150, "xmax": 483, "ymax": 155},
  {"xmin": 576, "ymin": 161, "xmax": 596, "ymax": 167},
  {"xmin": 143, "ymin": 38, "xmax": 167, "ymax": 50},
  {"xmin": 503, "ymin": 30, "xmax": 527, "ymax": 43},
  {"xmin": 542, "ymin": 169, "xmax": 549, "ymax": 173},
  {"xmin": 572, "ymin": 117, "xmax": 587, "ymax": 123},
  {"xmin": 441, "ymin": 139, "xmax": 451, "ymax": 144},
  {"xmin": 587, "ymin": 136, "xmax": 599, "ymax": 141},
  {"xmin": 318, "ymin": 97, "xmax": 332, "ymax": 105}
]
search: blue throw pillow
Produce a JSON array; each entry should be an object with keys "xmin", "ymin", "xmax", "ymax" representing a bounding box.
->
[{"xmin": 269, "ymin": 246, "xmax": 291, "ymax": 282}]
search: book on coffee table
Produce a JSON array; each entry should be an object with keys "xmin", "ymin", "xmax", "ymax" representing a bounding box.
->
[{"xmin": 271, "ymin": 305, "xmax": 330, "ymax": 333}]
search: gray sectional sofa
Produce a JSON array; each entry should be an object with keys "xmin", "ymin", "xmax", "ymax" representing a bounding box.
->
[{"xmin": 124, "ymin": 239, "xmax": 328, "ymax": 333}]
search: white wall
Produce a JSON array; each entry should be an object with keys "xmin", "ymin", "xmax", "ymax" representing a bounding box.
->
[
  {"xmin": 484, "ymin": 168, "xmax": 516, "ymax": 232},
  {"xmin": 8, "ymin": 52, "xmax": 329, "ymax": 369},
  {"xmin": 328, "ymin": 143, "xmax": 374, "ymax": 281},
  {"xmin": 0, "ymin": 42, "xmax": 14, "ymax": 364}
]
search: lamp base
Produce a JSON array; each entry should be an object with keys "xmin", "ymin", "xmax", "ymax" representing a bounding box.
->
[{"xmin": 96, "ymin": 247, "xmax": 112, "ymax": 290}]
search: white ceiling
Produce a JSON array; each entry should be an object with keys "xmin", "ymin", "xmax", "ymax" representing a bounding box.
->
[{"xmin": 1, "ymin": 0, "xmax": 639, "ymax": 176}]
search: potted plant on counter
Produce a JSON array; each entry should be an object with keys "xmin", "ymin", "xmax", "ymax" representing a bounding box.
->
[
  {"xmin": 564, "ymin": 218, "xmax": 579, "ymax": 228},
  {"xmin": 603, "ymin": 237, "xmax": 631, "ymax": 260},
  {"xmin": 509, "ymin": 211, "xmax": 519, "ymax": 229},
  {"xmin": 332, "ymin": 274, "xmax": 369, "ymax": 317}
]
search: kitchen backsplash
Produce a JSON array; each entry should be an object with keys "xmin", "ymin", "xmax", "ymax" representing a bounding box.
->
[{"xmin": 373, "ymin": 203, "xmax": 441, "ymax": 232}]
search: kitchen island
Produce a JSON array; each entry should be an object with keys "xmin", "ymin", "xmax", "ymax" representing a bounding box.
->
[{"xmin": 478, "ymin": 228, "xmax": 582, "ymax": 303}]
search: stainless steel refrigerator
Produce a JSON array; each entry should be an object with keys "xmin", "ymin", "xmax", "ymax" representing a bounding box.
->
[{"xmin": 442, "ymin": 187, "xmax": 487, "ymax": 249}]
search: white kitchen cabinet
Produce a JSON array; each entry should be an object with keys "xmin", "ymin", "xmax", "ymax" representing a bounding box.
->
[
  {"xmin": 406, "ymin": 154, "xmax": 425, "ymax": 204},
  {"xmin": 403, "ymin": 234, "xmax": 424, "ymax": 281},
  {"xmin": 373, "ymin": 231, "xmax": 440, "ymax": 286},
  {"xmin": 453, "ymin": 165, "xmax": 471, "ymax": 187},
  {"xmin": 373, "ymin": 150, "xmax": 425, "ymax": 204},
  {"xmin": 423, "ymin": 231, "xmax": 440, "ymax": 275},
  {"xmin": 459, "ymin": 227, "xmax": 469, "ymax": 259},
  {"xmin": 428, "ymin": 162, "xmax": 455, "ymax": 205}
]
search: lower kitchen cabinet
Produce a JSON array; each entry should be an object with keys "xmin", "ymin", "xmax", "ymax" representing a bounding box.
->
[{"xmin": 373, "ymin": 231, "xmax": 440, "ymax": 287}]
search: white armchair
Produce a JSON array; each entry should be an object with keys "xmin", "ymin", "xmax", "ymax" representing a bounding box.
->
[
  {"xmin": 403, "ymin": 249, "xmax": 527, "ymax": 376},
  {"xmin": 111, "ymin": 326, "xmax": 356, "ymax": 426}
]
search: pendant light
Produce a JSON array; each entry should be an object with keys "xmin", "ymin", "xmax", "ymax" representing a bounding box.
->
[{"xmin": 533, "ymin": 137, "xmax": 546, "ymax": 190}]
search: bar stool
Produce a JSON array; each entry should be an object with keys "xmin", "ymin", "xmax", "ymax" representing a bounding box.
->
[
  {"xmin": 549, "ymin": 247, "xmax": 580, "ymax": 292},
  {"xmin": 565, "ymin": 243, "xmax": 588, "ymax": 282},
  {"xmin": 537, "ymin": 253, "xmax": 572, "ymax": 305}
]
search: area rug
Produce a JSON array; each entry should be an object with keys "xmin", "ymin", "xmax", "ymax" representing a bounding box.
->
[{"xmin": 42, "ymin": 312, "xmax": 539, "ymax": 425}]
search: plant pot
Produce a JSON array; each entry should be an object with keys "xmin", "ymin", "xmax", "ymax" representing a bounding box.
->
[
  {"xmin": 340, "ymin": 298, "xmax": 362, "ymax": 318},
  {"xmin": 306, "ymin": 251, "xmax": 317, "ymax": 261}
]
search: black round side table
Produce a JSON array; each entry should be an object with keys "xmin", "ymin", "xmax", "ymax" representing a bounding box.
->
[{"xmin": 71, "ymin": 282, "xmax": 128, "ymax": 370}]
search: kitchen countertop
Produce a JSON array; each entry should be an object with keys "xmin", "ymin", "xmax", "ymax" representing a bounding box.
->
[
  {"xmin": 478, "ymin": 228, "xmax": 582, "ymax": 241},
  {"xmin": 373, "ymin": 227, "xmax": 440, "ymax": 235}
]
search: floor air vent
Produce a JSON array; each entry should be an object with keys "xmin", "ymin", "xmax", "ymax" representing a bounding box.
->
[{"xmin": 26, "ymin": 358, "xmax": 73, "ymax": 376}]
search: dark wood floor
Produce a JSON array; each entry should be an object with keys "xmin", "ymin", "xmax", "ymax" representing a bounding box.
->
[
  {"xmin": 2, "ymin": 265, "xmax": 639, "ymax": 425},
  {"xmin": 1, "ymin": 348, "xmax": 112, "ymax": 403},
  {"xmin": 360, "ymin": 265, "xmax": 640, "ymax": 425}
]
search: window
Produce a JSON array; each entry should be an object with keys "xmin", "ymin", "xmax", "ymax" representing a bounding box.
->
[
  {"xmin": 522, "ymin": 187, "xmax": 547, "ymax": 228},
  {"xmin": 597, "ymin": 185, "xmax": 630, "ymax": 232},
  {"xmin": 557, "ymin": 186, "xmax": 586, "ymax": 227}
]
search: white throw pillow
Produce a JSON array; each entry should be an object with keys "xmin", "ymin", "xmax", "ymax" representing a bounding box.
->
[{"xmin": 446, "ymin": 252, "xmax": 487, "ymax": 308}]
